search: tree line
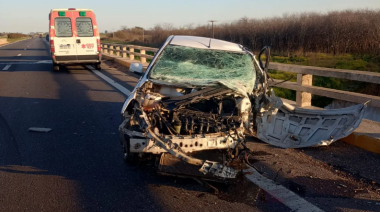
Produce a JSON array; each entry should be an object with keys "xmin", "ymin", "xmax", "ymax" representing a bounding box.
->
[{"xmin": 109, "ymin": 9, "xmax": 380, "ymax": 56}]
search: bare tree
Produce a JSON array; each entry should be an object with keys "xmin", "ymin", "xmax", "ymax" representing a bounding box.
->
[{"xmin": 111, "ymin": 9, "xmax": 380, "ymax": 55}]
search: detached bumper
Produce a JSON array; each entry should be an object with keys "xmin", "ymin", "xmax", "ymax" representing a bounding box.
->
[{"xmin": 119, "ymin": 127, "xmax": 243, "ymax": 179}]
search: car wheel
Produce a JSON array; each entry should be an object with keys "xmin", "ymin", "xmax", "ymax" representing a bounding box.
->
[
  {"xmin": 120, "ymin": 133, "xmax": 139, "ymax": 164},
  {"xmin": 95, "ymin": 63, "xmax": 101, "ymax": 70},
  {"xmin": 120, "ymin": 116, "xmax": 140, "ymax": 165},
  {"xmin": 53, "ymin": 65, "xmax": 59, "ymax": 71}
]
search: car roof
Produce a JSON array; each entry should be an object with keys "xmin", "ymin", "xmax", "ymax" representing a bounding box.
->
[
  {"xmin": 50, "ymin": 9, "xmax": 94, "ymax": 12},
  {"xmin": 169, "ymin": 36, "xmax": 245, "ymax": 52}
]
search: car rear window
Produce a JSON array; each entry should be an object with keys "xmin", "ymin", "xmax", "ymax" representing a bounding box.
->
[
  {"xmin": 55, "ymin": 18, "xmax": 72, "ymax": 37},
  {"xmin": 76, "ymin": 18, "xmax": 94, "ymax": 37}
]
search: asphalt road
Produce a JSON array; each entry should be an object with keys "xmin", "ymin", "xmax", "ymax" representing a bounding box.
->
[
  {"xmin": 1, "ymin": 38, "xmax": 379, "ymax": 212},
  {"xmin": 0, "ymin": 38, "xmax": 290, "ymax": 212}
]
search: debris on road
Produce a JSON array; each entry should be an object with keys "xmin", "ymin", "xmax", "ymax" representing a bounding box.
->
[
  {"xmin": 28, "ymin": 127, "xmax": 52, "ymax": 132},
  {"xmin": 339, "ymin": 184, "xmax": 347, "ymax": 188}
]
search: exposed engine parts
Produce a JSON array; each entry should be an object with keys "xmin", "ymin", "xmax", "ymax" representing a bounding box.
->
[
  {"xmin": 147, "ymin": 93, "xmax": 243, "ymax": 136},
  {"xmin": 119, "ymin": 83, "xmax": 252, "ymax": 179}
]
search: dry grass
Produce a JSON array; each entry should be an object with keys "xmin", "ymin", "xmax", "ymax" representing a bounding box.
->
[{"xmin": 7, "ymin": 37, "xmax": 30, "ymax": 42}]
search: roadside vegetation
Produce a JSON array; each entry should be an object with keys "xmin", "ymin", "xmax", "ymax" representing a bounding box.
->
[
  {"xmin": 106, "ymin": 9, "xmax": 380, "ymax": 55},
  {"xmin": 7, "ymin": 37, "xmax": 30, "ymax": 42},
  {"xmin": 268, "ymin": 52, "xmax": 380, "ymax": 107},
  {"xmin": 6, "ymin": 33, "xmax": 30, "ymax": 42},
  {"xmin": 103, "ymin": 9, "xmax": 380, "ymax": 107}
]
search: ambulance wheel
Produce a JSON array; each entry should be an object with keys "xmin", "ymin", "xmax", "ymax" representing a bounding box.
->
[
  {"xmin": 53, "ymin": 65, "xmax": 60, "ymax": 71},
  {"xmin": 95, "ymin": 63, "xmax": 101, "ymax": 70}
]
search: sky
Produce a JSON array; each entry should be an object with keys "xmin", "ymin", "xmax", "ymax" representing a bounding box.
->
[{"xmin": 1, "ymin": 0, "xmax": 379, "ymax": 33}]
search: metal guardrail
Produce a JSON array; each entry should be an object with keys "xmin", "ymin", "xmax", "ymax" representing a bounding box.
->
[
  {"xmin": 101, "ymin": 43, "xmax": 158, "ymax": 63},
  {"xmin": 101, "ymin": 43, "xmax": 380, "ymax": 108}
]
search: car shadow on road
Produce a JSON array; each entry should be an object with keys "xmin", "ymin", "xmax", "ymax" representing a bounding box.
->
[
  {"xmin": 0, "ymin": 56, "xmax": 52, "ymax": 62},
  {"xmin": 0, "ymin": 49, "xmax": 47, "ymax": 51}
]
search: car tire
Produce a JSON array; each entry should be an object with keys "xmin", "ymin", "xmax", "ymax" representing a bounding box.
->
[
  {"xmin": 120, "ymin": 116, "xmax": 140, "ymax": 165},
  {"xmin": 95, "ymin": 63, "xmax": 101, "ymax": 70},
  {"xmin": 53, "ymin": 65, "xmax": 59, "ymax": 71},
  {"xmin": 120, "ymin": 133, "xmax": 139, "ymax": 164}
]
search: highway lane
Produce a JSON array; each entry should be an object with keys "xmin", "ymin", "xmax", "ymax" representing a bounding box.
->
[
  {"xmin": 0, "ymin": 38, "xmax": 160, "ymax": 211},
  {"xmin": 0, "ymin": 38, "xmax": 283, "ymax": 212}
]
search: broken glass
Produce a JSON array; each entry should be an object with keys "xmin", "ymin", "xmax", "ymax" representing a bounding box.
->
[{"xmin": 150, "ymin": 45, "xmax": 256, "ymax": 96}]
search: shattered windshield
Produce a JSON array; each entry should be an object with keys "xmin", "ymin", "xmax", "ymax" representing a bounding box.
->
[{"xmin": 149, "ymin": 45, "xmax": 256, "ymax": 96}]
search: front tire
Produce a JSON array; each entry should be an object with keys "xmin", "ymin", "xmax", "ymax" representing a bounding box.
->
[
  {"xmin": 95, "ymin": 63, "xmax": 101, "ymax": 70},
  {"xmin": 120, "ymin": 133, "xmax": 139, "ymax": 164},
  {"xmin": 120, "ymin": 116, "xmax": 140, "ymax": 165},
  {"xmin": 53, "ymin": 65, "xmax": 59, "ymax": 71}
]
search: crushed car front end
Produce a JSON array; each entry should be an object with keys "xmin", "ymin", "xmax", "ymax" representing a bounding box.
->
[
  {"xmin": 119, "ymin": 36, "xmax": 263, "ymax": 179},
  {"xmin": 118, "ymin": 35, "xmax": 366, "ymax": 179}
]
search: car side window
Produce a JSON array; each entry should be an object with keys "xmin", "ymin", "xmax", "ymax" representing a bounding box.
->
[
  {"xmin": 76, "ymin": 18, "xmax": 94, "ymax": 37},
  {"xmin": 55, "ymin": 18, "xmax": 72, "ymax": 37}
]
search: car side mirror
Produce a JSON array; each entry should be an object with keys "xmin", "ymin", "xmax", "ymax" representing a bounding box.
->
[
  {"xmin": 129, "ymin": 63, "xmax": 143, "ymax": 75},
  {"xmin": 258, "ymin": 46, "xmax": 270, "ymax": 72}
]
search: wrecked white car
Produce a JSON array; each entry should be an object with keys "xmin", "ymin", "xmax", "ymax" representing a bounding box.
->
[{"xmin": 119, "ymin": 36, "xmax": 366, "ymax": 179}]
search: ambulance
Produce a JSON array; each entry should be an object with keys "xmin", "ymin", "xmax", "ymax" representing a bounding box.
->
[{"xmin": 48, "ymin": 8, "xmax": 101, "ymax": 71}]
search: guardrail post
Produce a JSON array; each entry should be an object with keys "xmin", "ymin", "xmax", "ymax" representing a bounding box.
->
[
  {"xmin": 109, "ymin": 45, "xmax": 114, "ymax": 55},
  {"xmin": 122, "ymin": 46, "xmax": 127, "ymax": 58},
  {"xmin": 140, "ymin": 49, "xmax": 146, "ymax": 63},
  {"xmin": 103, "ymin": 44, "xmax": 108, "ymax": 54},
  {"xmin": 115, "ymin": 46, "xmax": 120, "ymax": 56},
  {"xmin": 296, "ymin": 74, "xmax": 313, "ymax": 107},
  {"xmin": 129, "ymin": 47, "xmax": 135, "ymax": 60}
]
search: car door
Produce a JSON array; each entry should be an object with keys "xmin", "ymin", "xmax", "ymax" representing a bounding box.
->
[
  {"xmin": 256, "ymin": 94, "xmax": 366, "ymax": 148},
  {"xmin": 74, "ymin": 14, "xmax": 97, "ymax": 60},
  {"xmin": 53, "ymin": 16, "xmax": 77, "ymax": 59}
]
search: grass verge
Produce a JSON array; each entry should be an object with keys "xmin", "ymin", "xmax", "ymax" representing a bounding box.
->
[{"xmin": 7, "ymin": 37, "xmax": 30, "ymax": 43}]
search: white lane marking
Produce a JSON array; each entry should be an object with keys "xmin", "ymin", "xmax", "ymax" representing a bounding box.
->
[
  {"xmin": 2, "ymin": 65, "xmax": 11, "ymax": 71},
  {"xmin": 244, "ymin": 166, "xmax": 324, "ymax": 212},
  {"xmin": 17, "ymin": 54, "xmax": 21, "ymax": 56},
  {"xmin": 86, "ymin": 65, "xmax": 131, "ymax": 95},
  {"xmin": 36, "ymin": 60, "xmax": 53, "ymax": 64},
  {"xmin": 0, "ymin": 60, "xmax": 52, "ymax": 65}
]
